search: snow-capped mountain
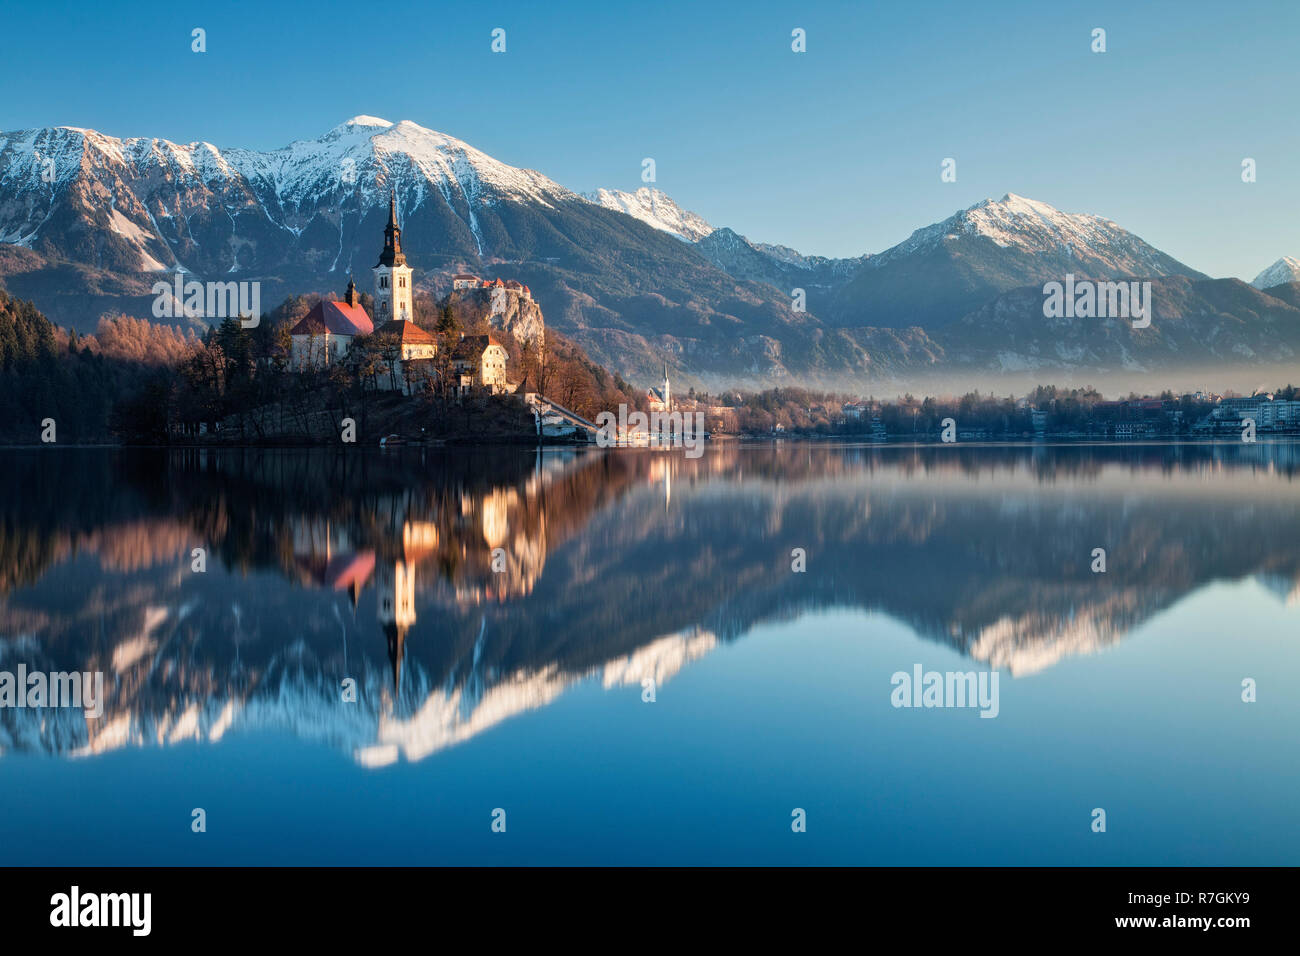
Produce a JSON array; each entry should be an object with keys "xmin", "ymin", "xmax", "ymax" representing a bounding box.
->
[
  {"xmin": 0, "ymin": 117, "xmax": 812, "ymax": 385},
  {"xmin": 825, "ymin": 193, "xmax": 1205, "ymax": 329},
  {"xmin": 0, "ymin": 116, "xmax": 578, "ymax": 275},
  {"xmin": 0, "ymin": 118, "xmax": 1285, "ymax": 389},
  {"xmin": 580, "ymin": 186, "xmax": 713, "ymax": 242},
  {"xmin": 875, "ymin": 193, "xmax": 1187, "ymax": 273},
  {"xmin": 1251, "ymin": 256, "xmax": 1300, "ymax": 290}
]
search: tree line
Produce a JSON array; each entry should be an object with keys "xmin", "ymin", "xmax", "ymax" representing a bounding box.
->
[{"xmin": 0, "ymin": 289, "xmax": 643, "ymax": 444}]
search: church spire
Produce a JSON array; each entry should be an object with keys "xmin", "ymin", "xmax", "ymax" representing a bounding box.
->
[
  {"xmin": 385, "ymin": 622, "xmax": 406, "ymax": 696},
  {"xmin": 376, "ymin": 188, "xmax": 406, "ymax": 267}
]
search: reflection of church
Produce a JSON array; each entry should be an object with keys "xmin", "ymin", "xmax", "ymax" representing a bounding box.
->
[
  {"xmin": 378, "ymin": 561, "xmax": 416, "ymax": 693},
  {"xmin": 287, "ymin": 511, "xmax": 427, "ymax": 696},
  {"xmin": 280, "ymin": 470, "xmax": 557, "ymax": 700}
]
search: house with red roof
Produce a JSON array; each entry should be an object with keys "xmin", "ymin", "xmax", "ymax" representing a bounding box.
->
[
  {"xmin": 289, "ymin": 277, "xmax": 374, "ymax": 369},
  {"xmin": 371, "ymin": 317, "xmax": 439, "ymax": 393}
]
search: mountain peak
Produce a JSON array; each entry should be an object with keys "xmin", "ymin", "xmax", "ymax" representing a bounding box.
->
[
  {"xmin": 580, "ymin": 186, "xmax": 713, "ymax": 242},
  {"xmin": 323, "ymin": 115, "xmax": 396, "ymax": 141},
  {"xmin": 1251, "ymin": 256, "xmax": 1300, "ymax": 290},
  {"xmin": 340, "ymin": 115, "xmax": 393, "ymax": 129},
  {"xmin": 990, "ymin": 192, "xmax": 1057, "ymax": 214}
]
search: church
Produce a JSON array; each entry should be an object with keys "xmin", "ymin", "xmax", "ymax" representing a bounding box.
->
[
  {"xmin": 646, "ymin": 365, "xmax": 671, "ymax": 413},
  {"xmin": 289, "ymin": 191, "xmax": 509, "ymax": 395}
]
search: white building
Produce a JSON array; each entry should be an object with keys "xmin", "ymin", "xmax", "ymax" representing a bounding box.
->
[
  {"xmin": 647, "ymin": 365, "xmax": 671, "ymax": 412},
  {"xmin": 288, "ymin": 278, "xmax": 374, "ymax": 369},
  {"xmin": 373, "ymin": 190, "xmax": 413, "ymax": 323},
  {"xmin": 451, "ymin": 334, "xmax": 510, "ymax": 395},
  {"xmin": 372, "ymin": 318, "xmax": 439, "ymax": 393},
  {"xmin": 1256, "ymin": 399, "xmax": 1300, "ymax": 428}
]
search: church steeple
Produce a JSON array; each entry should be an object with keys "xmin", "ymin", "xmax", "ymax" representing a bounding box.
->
[
  {"xmin": 372, "ymin": 188, "xmax": 413, "ymax": 322},
  {"xmin": 343, "ymin": 275, "xmax": 360, "ymax": 307},
  {"xmin": 376, "ymin": 188, "xmax": 406, "ymax": 267},
  {"xmin": 385, "ymin": 621, "xmax": 406, "ymax": 696},
  {"xmin": 378, "ymin": 560, "xmax": 415, "ymax": 698}
]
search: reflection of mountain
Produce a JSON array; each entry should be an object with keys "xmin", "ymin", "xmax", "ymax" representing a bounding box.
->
[{"xmin": 2, "ymin": 442, "xmax": 1299, "ymax": 762}]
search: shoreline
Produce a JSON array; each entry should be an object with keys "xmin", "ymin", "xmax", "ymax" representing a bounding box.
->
[{"xmin": 2, "ymin": 435, "xmax": 1297, "ymax": 451}]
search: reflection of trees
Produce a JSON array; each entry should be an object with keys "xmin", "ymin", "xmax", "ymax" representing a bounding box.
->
[
  {"xmin": 3, "ymin": 441, "xmax": 1300, "ymax": 759},
  {"xmin": 0, "ymin": 449, "xmax": 178, "ymax": 594}
]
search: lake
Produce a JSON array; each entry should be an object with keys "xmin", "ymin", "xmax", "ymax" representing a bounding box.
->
[{"xmin": 0, "ymin": 441, "xmax": 1297, "ymax": 865}]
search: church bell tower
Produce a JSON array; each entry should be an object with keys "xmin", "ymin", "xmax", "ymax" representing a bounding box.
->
[{"xmin": 373, "ymin": 189, "xmax": 413, "ymax": 323}]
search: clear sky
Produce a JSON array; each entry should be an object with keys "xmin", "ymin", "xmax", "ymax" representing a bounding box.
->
[{"xmin": 2, "ymin": 0, "xmax": 1295, "ymax": 279}]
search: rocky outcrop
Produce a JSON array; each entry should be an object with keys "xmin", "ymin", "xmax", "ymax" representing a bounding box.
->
[{"xmin": 447, "ymin": 286, "xmax": 544, "ymax": 345}]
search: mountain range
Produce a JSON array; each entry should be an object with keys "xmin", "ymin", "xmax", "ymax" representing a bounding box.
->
[{"xmin": 1, "ymin": 116, "xmax": 1297, "ymax": 392}]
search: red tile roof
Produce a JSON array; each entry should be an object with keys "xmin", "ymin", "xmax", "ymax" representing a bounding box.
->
[
  {"xmin": 451, "ymin": 333, "xmax": 507, "ymax": 359},
  {"xmin": 290, "ymin": 299, "xmax": 374, "ymax": 337},
  {"xmin": 374, "ymin": 318, "xmax": 437, "ymax": 345}
]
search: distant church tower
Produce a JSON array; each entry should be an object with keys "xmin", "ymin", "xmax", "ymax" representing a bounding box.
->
[
  {"xmin": 373, "ymin": 189, "xmax": 413, "ymax": 322},
  {"xmin": 662, "ymin": 364, "xmax": 671, "ymax": 411}
]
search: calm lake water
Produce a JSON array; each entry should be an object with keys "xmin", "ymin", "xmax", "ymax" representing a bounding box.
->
[{"xmin": 0, "ymin": 442, "xmax": 1297, "ymax": 865}]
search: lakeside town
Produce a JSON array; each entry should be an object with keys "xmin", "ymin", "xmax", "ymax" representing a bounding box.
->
[{"xmin": 0, "ymin": 192, "xmax": 1295, "ymax": 447}]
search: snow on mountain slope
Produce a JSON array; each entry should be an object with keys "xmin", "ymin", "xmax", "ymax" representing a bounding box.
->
[
  {"xmin": 1251, "ymin": 256, "xmax": 1300, "ymax": 289},
  {"xmin": 580, "ymin": 186, "xmax": 713, "ymax": 241},
  {"xmin": 226, "ymin": 116, "xmax": 575, "ymax": 210},
  {"xmin": 872, "ymin": 193, "xmax": 1194, "ymax": 277},
  {"xmin": 0, "ymin": 117, "xmax": 579, "ymax": 267}
]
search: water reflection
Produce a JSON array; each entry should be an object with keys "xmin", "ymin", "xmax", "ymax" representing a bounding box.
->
[{"xmin": 1, "ymin": 441, "xmax": 1298, "ymax": 765}]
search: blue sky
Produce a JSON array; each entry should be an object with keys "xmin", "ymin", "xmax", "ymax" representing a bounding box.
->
[{"xmin": 2, "ymin": 0, "xmax": 1295, "ymax": 279}]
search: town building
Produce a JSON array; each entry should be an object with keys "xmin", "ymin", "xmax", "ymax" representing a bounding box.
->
[
  {"xmin": 289, "ymin": 277, "xmax": 374, "ymax": 369},
  {"xmin": 286, "ymin": 197, "xmax": 538, "ymax": 399},
  {"xmin": 452, "ymin": 334, "xmax": 510, "ymax": 395},
  {"xmin": 647, "ymin": 365, "xmax": 671, "ymax": 413},
  {"xmin": 1257, "ymin": 400, "xmax": 1300, "ymax": 428},
  {"xmin": 1201, "ymin": 393, "xmax": 1300, "ymax": 431},
  {"xmin": 371, "ymin": 317, "xmax": 439, "ymax": 393}
]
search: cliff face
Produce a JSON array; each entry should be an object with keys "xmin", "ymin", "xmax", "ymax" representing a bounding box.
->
[{"xmin": 447, "ymin": 287, "xmax": 545, "ymax": 345}]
